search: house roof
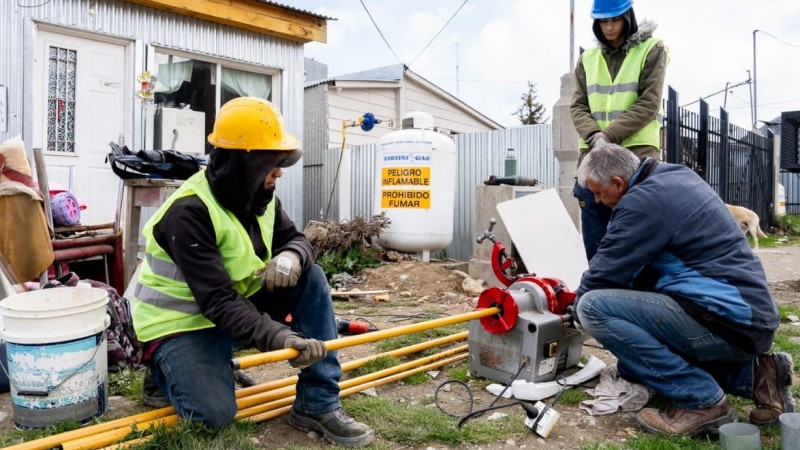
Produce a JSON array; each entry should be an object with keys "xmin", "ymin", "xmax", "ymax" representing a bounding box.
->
[
  {"xmin": 124, "ymin": 0, "xmax": 331, "ymax": 43},
  {"xmin": 255, "ymin": 1, "xmax": 335, "ymax": 21},
  {"xmin": 305, "ymin": 63, "xmax": 503, "ymax": 129}
]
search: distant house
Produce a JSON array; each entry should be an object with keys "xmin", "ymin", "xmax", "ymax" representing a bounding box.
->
[
  {"xmin": 302, "ymin": 61, "xmax": 503, "ymax": 224},
  {"xmin": 1, "ymin": 0, "xmax": 329, "ymax": 225}
]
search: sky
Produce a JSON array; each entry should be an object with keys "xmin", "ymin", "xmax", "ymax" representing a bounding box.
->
[{"xmin": 289, "ymin": 0, "xmax": 800, "ymax": 131}]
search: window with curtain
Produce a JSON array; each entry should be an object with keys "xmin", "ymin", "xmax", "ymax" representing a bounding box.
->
[{"xmin": 221, "ymin": 67, "xmax": 272, "ymax": 104}]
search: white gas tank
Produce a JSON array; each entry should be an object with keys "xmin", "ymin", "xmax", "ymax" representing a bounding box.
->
[{"xmin": 374, "ymin": 111, "xmax": 456, "ymax": 253}]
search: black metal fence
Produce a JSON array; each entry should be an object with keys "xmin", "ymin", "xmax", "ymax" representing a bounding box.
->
[
  {"xmin": 664, "ymin": 86, "xmax": 775, "ymax": 230},
  {"xmin": 780, "ymin": 110, "xmax": 800, "ymax": 214}
]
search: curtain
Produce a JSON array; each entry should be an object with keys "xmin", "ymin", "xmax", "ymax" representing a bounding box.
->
[
  {"xmin": 221, "ymin": 67, "xmax": 271, "ymax": 99},
  {"xmin": 155, "ymin": 60, "xmax": 194, "ymax": 94}
]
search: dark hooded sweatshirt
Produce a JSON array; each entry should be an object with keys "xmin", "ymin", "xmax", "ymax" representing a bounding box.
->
[
  {"xmin": 571, "ymin": 8, "xmax": 668, "ymax": 165},
  {"xmin": 148, "ymin": 149, "xmax": 314, "ymax": 353}
]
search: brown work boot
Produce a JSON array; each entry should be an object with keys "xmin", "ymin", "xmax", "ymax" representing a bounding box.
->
[
  {"xmin": 637, "ymin": 396, "xmax": 736, "ymax": 436},
  {"xmin": 750, "ymin": 352, "xmax": 795, "ymax": 425}
]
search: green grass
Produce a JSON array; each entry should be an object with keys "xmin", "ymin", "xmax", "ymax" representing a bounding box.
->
[
  {"xmin": 343, "ymin": 396, "xmax": 528, "ymax": 446},
  {"xmin": 375, "ymin": 324, "xmax": 467, "ymax": 352},
  {"xmin": 773, "ymin": 213, "xmax": 800, "ymax": 236},
  {"xmin": 0, "ymin": 421, "xmax": 81, "ymax": 448},
  {"xmin": 348, "ymin": 356, "xmax": 401, "ymax": 378},
  {"xmin": 128, "ymin": 419, "xmax": 260, "ymax": 449},
  {"xmin": 109, "ymin": 367, "xmax": 144, "ymax": 399},
  {"xmin": 582, "ymin": 434, "xmax": 721, "ymax": 450},
  {"xmin": 754, "ymin": 234, "xmax": 800, "ymax": 248},
  {"xmin": 555, "ymin": 388, "xmax": 592, "ymax": 406}
]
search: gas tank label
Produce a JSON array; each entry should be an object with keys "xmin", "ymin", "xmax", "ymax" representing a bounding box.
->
[
  {"xmin": 381, "ymin": 189, "xmax": 431, "ymax": 209},
  {"xmin": 382, "ymin": 167, "xmax": 430, "ymax": 186}
]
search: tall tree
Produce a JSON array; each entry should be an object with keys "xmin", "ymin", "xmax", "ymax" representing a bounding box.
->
[{"xmin": 514, "ymin": 81, "xmax": 549, "ymax": 125}]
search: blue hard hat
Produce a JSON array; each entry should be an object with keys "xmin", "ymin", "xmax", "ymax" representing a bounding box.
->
[{"xmin": 591, "ymin": 0, "xmax": 632, "ymax": 19}]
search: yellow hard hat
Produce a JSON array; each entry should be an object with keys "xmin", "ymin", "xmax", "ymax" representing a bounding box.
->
[{"xmin": 207, "ymin": 97, "xmax": 300, "ymax": 152}]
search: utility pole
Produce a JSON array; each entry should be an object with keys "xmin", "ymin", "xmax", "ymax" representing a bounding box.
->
[
  {"xmin": 752, "ymin": 29, "xmax": 759, "ymax": 130},
  {"xmin": 569, "ymin": 0, "xmax": 575, "ymax": 71}
]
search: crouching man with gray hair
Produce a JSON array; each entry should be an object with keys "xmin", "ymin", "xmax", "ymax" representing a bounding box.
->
[{"xmin": 572, "ymin": 143, "xmax": 793, "ymax": 436}]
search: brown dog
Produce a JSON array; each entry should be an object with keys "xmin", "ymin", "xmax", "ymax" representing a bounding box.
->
[{"xmin": 726, "ymin": 204, "xmax": 767, "ymax": 250}]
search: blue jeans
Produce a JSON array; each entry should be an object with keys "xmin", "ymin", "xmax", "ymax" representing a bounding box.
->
[
  {"xmin": 149, "ymin": 264, "xmax": 342, "ymax": 428},
  {"xmin": 576, "ymin": 289, "xmax": 756, "ymax": 410},
  {"xmin": 573, "ymin": 181, "xmax": 612, "ymax": 261}
]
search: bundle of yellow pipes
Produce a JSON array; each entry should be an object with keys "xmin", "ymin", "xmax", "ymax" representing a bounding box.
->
[{"xmin": 7, "ymin": 306, "xmax": 499, "ymax": 450}]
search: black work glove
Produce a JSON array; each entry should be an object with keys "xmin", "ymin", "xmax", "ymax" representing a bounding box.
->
[{"xmin": 284, "ymin": 335, "xmax": 327, "ymax": 369}]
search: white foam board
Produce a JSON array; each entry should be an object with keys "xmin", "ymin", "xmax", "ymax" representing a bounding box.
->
[{"xmin": 495, "ymin": 189, "xmax": 588, "ymax": 290}]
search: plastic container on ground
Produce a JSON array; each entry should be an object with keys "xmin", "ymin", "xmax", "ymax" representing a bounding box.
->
[
  {"xmin": 777, "ymin": 183, "xmax": 786, "ymax": 216},
  {"xmin": 0, "ymin": 287, "xmax": 110, "ymax": 428},
  {"xmin": 374, "ymin": 111, "xmax": 456, "ymax": 253}
]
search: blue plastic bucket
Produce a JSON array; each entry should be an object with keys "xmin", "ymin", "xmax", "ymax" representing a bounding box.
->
[{"xmin": 0, "ymin": 288, "xmax": 110, "ymax": 428}]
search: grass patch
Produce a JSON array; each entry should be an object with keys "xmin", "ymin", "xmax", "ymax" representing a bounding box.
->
[
  {"xmin": 448, "ymin": 363, "xmax": 471, "ymax": 382},
  {"xmin": 109, "ymin": 368, "xmax": 144, "ymax": 399},
  {"xmin": 778, "ymin": 305, "xmax": 800, "ymax": 322},
  {"xmin": 127, "ymin": 419, "xmax": 260, "ymax": 449},
  {"xmin": 773, "ymin": 213, "xmax": 800, "ymax": 236},
  {"xmin": 348, "ymin": 356, "xmax": 401, "ymax": 378},
  {"xmin": 0, "ymin": 422, "xmax": 81, "ymax": 448},
  {"xmin": 402, "ymin": 372, "xmax": 430, "ymax": 385},
  {"xmin": 555, "ymin": 388, "xmax": 591, "ymax": 406},
  {"xmin": 376, "ymin": 324, "xmax": 467, "ymax": 352},
  {"xmin": 757, "ymin": 234, "xmax": 800, "ymax": 248},
  {"xmin": 582, "ymin": 433, "xmax": 720, "ymax": 449},
  {"xmin": 343, "ymin": 396, "xmax": 527, "ymax": 446}
]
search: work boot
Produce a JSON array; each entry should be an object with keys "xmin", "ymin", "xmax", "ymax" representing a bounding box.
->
[
  {"xmin": 636, "ymin": 396, "xmax": 736, "ymax": 436},
  {"xmin": 750, "ymin": 352, "xmax": 795, "ymax": 425},
  {"xmin": 289, "ymin": 406, "xmax": 375, "ymax": 447},
  {"xmin": 141, "ymin": 367, "xmax": 171, "ymax": 408}
]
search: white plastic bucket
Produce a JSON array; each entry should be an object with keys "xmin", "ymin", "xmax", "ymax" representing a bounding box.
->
[{"xmin": 0, "ymin": 287, "xmax": 110, "ymax": 428}]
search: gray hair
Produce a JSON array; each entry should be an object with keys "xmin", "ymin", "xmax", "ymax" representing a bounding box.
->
[{"xmin": 576, "ymin": 143, "xmax": 641, "ymax": 187}]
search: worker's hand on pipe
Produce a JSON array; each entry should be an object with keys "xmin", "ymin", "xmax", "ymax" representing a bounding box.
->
[
  {"xmin": 587, "ymin": 132, "xmax": 609, "ymax": 149},
  {"xmin": 262, "ymin": 250, "xmax": 301, "ymax": 292},
  {"xmin": 284, "ymin": 335, "xmax": 327, "ymax": 369}
]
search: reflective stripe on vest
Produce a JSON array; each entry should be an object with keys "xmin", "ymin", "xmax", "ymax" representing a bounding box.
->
[
  {"xmin": 131, "ymin": 171, "xmax": 276, "ymax": 342},
  {"xmin": 579, "ymin": 37, "xmax": 663, "ymax": 149}
]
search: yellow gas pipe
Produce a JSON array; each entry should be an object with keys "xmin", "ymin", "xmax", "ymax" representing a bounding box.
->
[
  {"xmin": 237, "ymin": 345, "xmax": 468, "ymax": 415},
  {"xmin": 232, "ymin": 307, "xmax": 499, "ymax": 369},
  {"xmin": 9, "ymin": 315, "xmax": 486, "ymax": 450},
  {"xmin": 64, "ymin": 348, "xmax": 469, "ymax": 450}
]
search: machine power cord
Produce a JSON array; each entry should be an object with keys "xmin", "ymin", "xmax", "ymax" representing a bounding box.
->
[{"xmin": 435, "ymin": 361, "xmax": 588, "ymax": 430}]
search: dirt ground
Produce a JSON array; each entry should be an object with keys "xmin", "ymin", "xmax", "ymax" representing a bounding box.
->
[{"xmin": 1, "ymin": 246, "xmax": 799, "ymax": 449}]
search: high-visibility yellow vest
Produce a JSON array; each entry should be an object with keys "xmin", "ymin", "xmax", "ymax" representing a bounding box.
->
[
  {"xmin": 579, "ymin": 37, "xmax": 663, "ymax": 149},
  {"xmin": 131, "ymin": 171, "xmax": 276, "ymax": 342}
]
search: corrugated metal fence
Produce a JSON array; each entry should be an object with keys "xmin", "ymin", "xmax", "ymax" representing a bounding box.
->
[{"xmin": 313, "ymin": 124, "xmax": 557, "ymax": 261}]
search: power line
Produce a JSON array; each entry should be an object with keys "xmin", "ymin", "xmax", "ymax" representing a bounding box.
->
[
  {"xmin": 757, "ymin": 30, "xmax": 800, "ymax": 49},
  {"xmin": 408, "ymin": 0, "xmax": 469, "ymax": 68},
  {"xmin": 359, "ymin": 0, "xmax": 402, "ymax": 64}
]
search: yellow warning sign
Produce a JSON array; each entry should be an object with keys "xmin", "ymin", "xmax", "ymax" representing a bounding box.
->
[
  {"xmin": 381, "ymin": 167, "xmax": 430, "ymax": 186},
  {"xmin": 381, "ymin": 189, "xmax": 431, "ymax": 209}
]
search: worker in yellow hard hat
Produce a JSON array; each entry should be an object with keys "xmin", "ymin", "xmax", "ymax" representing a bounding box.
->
[{"xmin": 130, "ymin": 97, "xmax": 374, "ymax": 447}]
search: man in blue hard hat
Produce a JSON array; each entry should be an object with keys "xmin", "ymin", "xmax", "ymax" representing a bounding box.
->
[{"xmin": 571, "ymin": 0, "xmax": 667, "ymax": 261}]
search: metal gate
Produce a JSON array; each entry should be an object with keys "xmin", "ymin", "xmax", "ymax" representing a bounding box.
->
[{"xmin": 664, "ymin": 87, "xmax": 775, "ymax": 230}]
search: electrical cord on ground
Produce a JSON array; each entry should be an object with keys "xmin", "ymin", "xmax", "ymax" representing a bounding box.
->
[{"xmin": 434, "ymin": 359, "xmax": 587, "ymax": 431}]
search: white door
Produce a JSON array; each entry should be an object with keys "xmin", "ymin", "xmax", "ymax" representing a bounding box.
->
[{"xmin": 33, "ymin": 30, "xmax": 129, "ymax": 226}]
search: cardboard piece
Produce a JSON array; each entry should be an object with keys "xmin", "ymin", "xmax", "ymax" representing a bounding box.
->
[{"xmin": 495, "ymin": 189, "xmax": 588, "ymax": 290}]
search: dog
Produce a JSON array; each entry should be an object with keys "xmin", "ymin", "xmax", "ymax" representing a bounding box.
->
[{"xmin": 726, "ymin": 204, "xmax": 767, "ymax": 250}]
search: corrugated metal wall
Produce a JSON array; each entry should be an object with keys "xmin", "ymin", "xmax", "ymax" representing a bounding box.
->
[
  {"xmin": 317, "ymin": 124, "xmax": 557, "ymax": 261},
  {"xmin": 2, "ymin": 0, "xmax": 306, "ymax": 222}
]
